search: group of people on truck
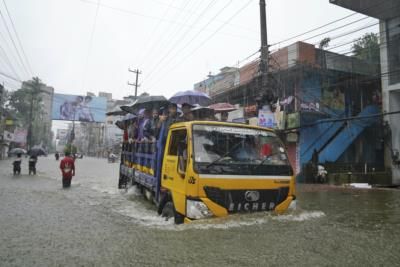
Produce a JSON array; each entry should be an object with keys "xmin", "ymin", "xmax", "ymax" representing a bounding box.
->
[
  {"xmin": 123, "ymin": 102, "xmax": 226, "ymax": 144},
  {"xmin": 118, "ymin": 101, "xmax": 230, "ymax": 187}
]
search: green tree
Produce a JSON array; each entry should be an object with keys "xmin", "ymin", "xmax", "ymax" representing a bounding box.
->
[
  {"xmin": 352, "ymin": 33, "xmax": 380, "ymax": 64},
  {"xmin": 64, "ymin": 144, "xmax": 77, "ymax": 155},
  {"xmin": 8, "ymin": 77, "xmax": 45, "ymax": 148}
]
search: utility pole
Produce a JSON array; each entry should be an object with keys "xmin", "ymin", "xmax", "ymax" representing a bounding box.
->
[
  {"xmin": 128, "ymin": 68, "xmax": 141, "ymax": 98},
  {"xmin": 259, "ymin": 0, "xmax": 271, "ymax": 105},
  {"xmin": 27, "ymin": 90, "xmax": 34, "ymax": 150}
]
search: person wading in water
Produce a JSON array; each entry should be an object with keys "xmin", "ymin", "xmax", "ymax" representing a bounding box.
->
[{"xmin": 60, "ymin": 151, "xmax": 75, "ymax": 188}]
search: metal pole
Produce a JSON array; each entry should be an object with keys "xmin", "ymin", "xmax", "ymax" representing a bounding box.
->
[
  {"xmin": 260, "ymin": 0, "xmax": 268, "ymax": 90},
  {"xmin": 128, "ymin": 68, "xmax": 141, "ymax": 98}
]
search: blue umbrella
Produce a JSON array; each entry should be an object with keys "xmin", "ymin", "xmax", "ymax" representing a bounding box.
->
[{"xmin": 169, "ymin": 90, "xmax": 211, "ymax": 106}]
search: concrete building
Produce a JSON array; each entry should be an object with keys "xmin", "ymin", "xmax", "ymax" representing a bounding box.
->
[
  {"xmin": 329, "ymin": 0, "xmax": 400, "ymax": 184},
  {"xmin": 196, "ymin": 41, "xmax": 385, "ymax": 183},
  {"xmin": 194, "ymin": 67, "xmax": 240, "ymax": 97}
]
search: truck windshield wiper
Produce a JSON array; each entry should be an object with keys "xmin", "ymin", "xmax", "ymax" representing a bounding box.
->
[
  {"xmin": 251, "ymin": 152, "xmax": 281, "ymax": 172},
  {"xmin": 206, "ymin": 142, "xmax": 242, "ymax": 169}
]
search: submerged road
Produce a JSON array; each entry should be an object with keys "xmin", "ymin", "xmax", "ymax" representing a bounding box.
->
[{"xmin": 0, "ymin": 156, "xmax": 400, "ymax": 266}]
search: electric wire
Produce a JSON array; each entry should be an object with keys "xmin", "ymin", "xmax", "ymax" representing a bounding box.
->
[
  {"xmin": 143, "ymin": 0, "xmax": 233, "ymax": 84},
  {"xmin": 0, "ymin": 7, "xmax": 30, "ymax": 77},
  {"xmin": 2, "ymin": 0, "xmax": 33, "ymax": 75},
  {"xmin": 82, "ymin": 0, "xmax": 101, "ymax": 91},
  {"xmin": 142, "ymin": 0, "xmax": 218, "ymax": 83},
  {"xmin": 145, "ymin": 0, "xmax": 253, "ymax": 89},
  {"xmin": 138, "ymin": 0, "xmax": 199, "ymax": 70}
]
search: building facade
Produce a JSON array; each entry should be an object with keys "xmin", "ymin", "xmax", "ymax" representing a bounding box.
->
[
  {"xmin": 330, "ymin": 0, "xmax": 400, "ymax": 184},
  {"xmin": 196, "ymin": 41, "xmax": 385, "ymax": 183}
]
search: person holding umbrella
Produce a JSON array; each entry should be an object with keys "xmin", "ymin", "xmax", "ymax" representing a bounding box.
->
[{"xmin": 28, "ymin": 154, "xmax": 38, "ymax": 175}]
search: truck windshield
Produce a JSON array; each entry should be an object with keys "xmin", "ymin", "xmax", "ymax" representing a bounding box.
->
[{"xmin": 193, "ymin": 125, "xmax": 293, "ymax": 176}]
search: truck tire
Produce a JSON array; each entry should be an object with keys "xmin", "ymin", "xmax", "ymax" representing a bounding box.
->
[
  {"xmin": 161, "ymin": 201, "xmax": 184, "ymax": 225},
  {"xmin": 174, "ymin": 212, "xmax": 184, "ymax": 224},
  {"xmin": 161, "ymin": 201, "xmax": 174, "ymax": 219},
  {"xmin": 157, "ymin": 194, "xmax": 168, "ymax": 215}
]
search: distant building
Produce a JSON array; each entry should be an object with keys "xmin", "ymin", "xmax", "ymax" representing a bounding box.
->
[
  {"xmin": 99, "ymin": 92, "xmax": 112, "ymax": 101},
  {"xmin": 329, "ymin": 0, "xmax": 400, "ymax": 184}
]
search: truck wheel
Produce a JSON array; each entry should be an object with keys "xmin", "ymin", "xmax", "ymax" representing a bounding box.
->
[
  {"xmin": 161, "ymin": 201, "xmax": 184, "ymax": 225},
  {"xmin": 161, "ymin": 201, "xmax": 174, "ymax": 219},
  {"xmin": 174, "ymin": 212, "xmax": 184, "ymax": 224},
  {"xmin": 157, "ymin": 194, "xmax": 168, "ymax": 215}
]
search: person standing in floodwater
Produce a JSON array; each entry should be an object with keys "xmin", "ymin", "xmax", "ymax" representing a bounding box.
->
[{"xmin": 60, "ymin": 151, "xmax": 75, "ymax": 188}]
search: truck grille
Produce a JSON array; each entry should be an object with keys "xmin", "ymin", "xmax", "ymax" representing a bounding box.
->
[{"xmin": 203, "ymin": 186, "xmax": 289, "ymax": 213}]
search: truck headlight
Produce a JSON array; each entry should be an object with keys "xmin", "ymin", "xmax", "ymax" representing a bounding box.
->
[{"xmin": 186, "ymin": 199, "xmax": 213, "ymax": 219}]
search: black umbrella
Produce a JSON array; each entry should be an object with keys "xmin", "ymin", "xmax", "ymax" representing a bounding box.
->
[
  {"xmin": 106, "ymin": 110, "xmax": 127, "ymax": 116},
  {"xmin": 28, "ymin": 146, "xmax": 47, "ymax": 156},
  {"xmin": 106, "ymin": 104, "xmax": 129, "ymax": 116},
  {"xmin": 115, "ymin": 120, "xmax": 126, "ymax": 130},
  {"xmin": 124, "ymin": 95, "xmax": 169, "ymax": 114},
  {"xmin": 9, "ymin": 148, "xmax": 27, "ymax": 155}
]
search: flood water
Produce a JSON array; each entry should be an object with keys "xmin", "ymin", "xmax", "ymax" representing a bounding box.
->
[{"xmin": 1, "ymin": 157, "xmax": 399, "ymax": 266}]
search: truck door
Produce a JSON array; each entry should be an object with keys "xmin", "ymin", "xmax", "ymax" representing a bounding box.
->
[{"xmin": 162, "ymin": 128, "xmax": 187, "ymax": 214}]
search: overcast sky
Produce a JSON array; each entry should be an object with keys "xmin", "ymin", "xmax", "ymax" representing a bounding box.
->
[{"xmin": 1, "ymin": 0, "xmax": 379, "ymax": 101}]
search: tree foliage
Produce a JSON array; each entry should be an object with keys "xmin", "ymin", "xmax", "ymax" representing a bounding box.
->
[
  {"xmin": 8, "ymin": 77, "xmax": 44, "ymax": 125},
  {"xmin": 7, "ymin": 77, "xmax": 48, "ymax": 147},
  {"xmin": 64, "ymin": 144, "xmax": 77, "ymax": 155},
  {"xmin": 352, "ymin": 33, "xmax": 380, "ymax": 64}
]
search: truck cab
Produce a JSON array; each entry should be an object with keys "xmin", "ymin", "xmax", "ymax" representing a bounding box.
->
[{"xmin": 159, "ymin": 121, "xmax": 296, "ymax": 224}]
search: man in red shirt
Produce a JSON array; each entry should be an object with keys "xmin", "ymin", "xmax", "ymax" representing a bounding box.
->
[{"xmin": 60, "ymin": 151, "xmax": 75, "ymax": 188}]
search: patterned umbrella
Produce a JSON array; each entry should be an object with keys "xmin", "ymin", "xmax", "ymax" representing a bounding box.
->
[
  {"xmin": 208, "ymin": 102, "xmax": 236, "ymax": 112},
  {"xmin": 169, "ymin": 90, "xmax": 211, "ymax": 106}
]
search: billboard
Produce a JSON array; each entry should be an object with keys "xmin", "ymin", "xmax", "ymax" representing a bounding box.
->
[
  {"xmin": 13, "ymin": 129, "xmax": 27, "ymax": 144},
  {"xmin": 52, "ymin": 93, "xmax": 107, "ymax": 122}
]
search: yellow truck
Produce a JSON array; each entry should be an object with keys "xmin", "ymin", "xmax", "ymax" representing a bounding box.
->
[{"xmin": 119, "ymin": 121, "xmax": 296, "ymax": 224}]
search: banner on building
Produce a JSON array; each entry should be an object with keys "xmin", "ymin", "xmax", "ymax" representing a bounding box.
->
[
  {"xmin": 13, "ymin": 129, "xmax": 27, "ymax": 144},
  {"xmin": 3, "ymin": 130, "xmax": 14, "ymax": 142},
  {"xmin": 258, "ymin": 109, "xmax": 276, "ymax": 128},
  {"xmin": 52, "ymin": 93, "xmax": 107, "ymax": 122},
  {"xmin": 287, "ymin": 112, "xmax": 300, "ymax": 129},
  {"xmin": 56, "ymin": 129, "xmax": 69, "ymax": 140}
]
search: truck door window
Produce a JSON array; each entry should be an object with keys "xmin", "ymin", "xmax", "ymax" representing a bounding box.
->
[{"xmin": 168, "ymin": 130, "xmax": 187, "ymax": 156}]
